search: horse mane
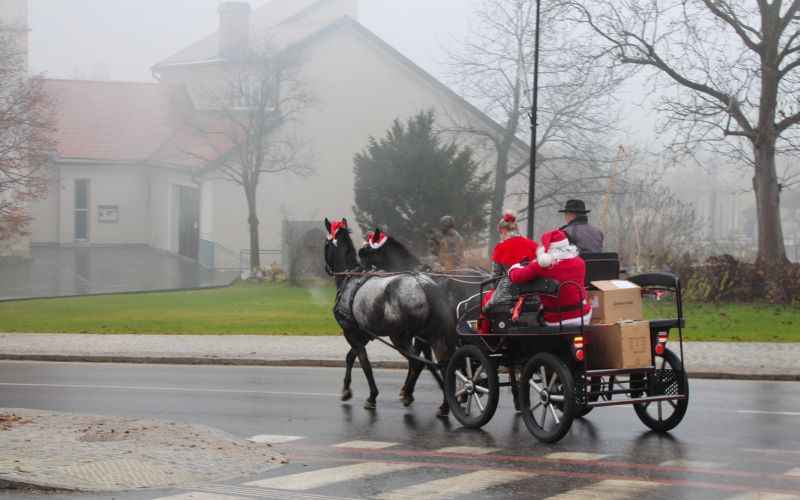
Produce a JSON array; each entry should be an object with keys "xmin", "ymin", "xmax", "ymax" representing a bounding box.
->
[{"xmin": 384, "ymin": 237, "xmax": 422, "ymax": 266}]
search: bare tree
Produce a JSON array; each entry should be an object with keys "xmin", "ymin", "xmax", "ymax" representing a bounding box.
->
[
  {"xmin": 0, "ymin": 27, "xmax": 53, "ymax": 246},
  {"xmin": 183, "ymin": 43, "xmax": 315, "ymax": 273},
  {"xmin": 572, "ymin": 0, "xmax": 800, "ymax": 265},
  {"xmin": 444, "ymin": 0, "xmax": 624, "ymax": 248}
]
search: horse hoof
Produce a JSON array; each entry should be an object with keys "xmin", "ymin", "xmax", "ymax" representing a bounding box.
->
[
  {"xmin": 436, "ymin": 407, "xmax": 449, "ymax": 418},
  {"xmin": 401, "ymin": 394, "xmax": 414, "ymax": 407},
  {"xmin": 363, "ymin": 400, "xmax": 376, "ymax": 410},
  {"xmin": 341, "ymin": 388, "xmax": 353, "ymax": 401}
]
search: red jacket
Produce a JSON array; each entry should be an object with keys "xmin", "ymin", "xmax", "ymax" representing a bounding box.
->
[{"xmin": 508, "ymin": 257, "xmax": 591, "ymax": 323}]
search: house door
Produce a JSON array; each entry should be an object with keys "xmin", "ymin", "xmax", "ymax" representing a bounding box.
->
[{"xmin": 178, "ymin": 185, "xmax": 199, "ymax": 260}]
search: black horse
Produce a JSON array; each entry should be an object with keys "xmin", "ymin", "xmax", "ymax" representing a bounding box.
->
[
  {"xmin": 324, "ymin": 218, "xmax": 455, "ymax": 416},
  {"xmin": 357, "ymin": 228, "xmax": 488, "ymax": 318}
]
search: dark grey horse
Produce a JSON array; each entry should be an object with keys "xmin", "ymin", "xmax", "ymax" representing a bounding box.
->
[{"xmin": 324, "ymin": 218, "xmax": 455, "ymax": 416}]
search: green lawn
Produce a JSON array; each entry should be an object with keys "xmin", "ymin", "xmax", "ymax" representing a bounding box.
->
[
  {"xmin": 0, "ymin": 281, "xmax": 797, "ymax": 341},
  {"xmin": 0, "ymin": 281, "xmax": 340, "ymax": 335},
  {"xmin": 644, "ymin": 299, "xmax": 800, "ymax": 342}
]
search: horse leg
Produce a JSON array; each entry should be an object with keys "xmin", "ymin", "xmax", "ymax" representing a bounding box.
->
[
  {"xmin": 341, "ymin": 348, "xmax": 357, "ymax": 401},
  {"xmin": 353, "ymin": 343, "xmax": 379, "ymax": 409},
  {"xmin": 510, "ymin": 365, "xmax": 520, "ymax": 411},
  {"xmin": 399, "ymin": 338, "xmax": 427, "ymax": 407},
  {"xmin": 436, "ymin": 364, "xmax": 449, "ymax": 417}
]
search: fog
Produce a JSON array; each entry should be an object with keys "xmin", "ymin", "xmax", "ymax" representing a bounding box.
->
[
  {"xmin": 1, "ymin": 0, "xmax": 795, "ymax": 284},
  {"xmin": 28, "ymin": 0, "xmax": 469, "ymax": 85}
]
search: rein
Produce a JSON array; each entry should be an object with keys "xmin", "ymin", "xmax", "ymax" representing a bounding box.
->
[{"xmin": 327, "ymin": 268, "xmax": 490, "ymax": 285}]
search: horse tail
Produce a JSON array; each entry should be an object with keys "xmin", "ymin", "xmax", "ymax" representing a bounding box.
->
[{"xmin": 420, "ymin": 279, "xmax": 457, "ymax": 364}]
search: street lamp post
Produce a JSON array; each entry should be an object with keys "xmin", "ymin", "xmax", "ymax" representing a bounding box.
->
[{"xmin": 526, "ymin": 0, "xmax": 541, "ymax": 240}]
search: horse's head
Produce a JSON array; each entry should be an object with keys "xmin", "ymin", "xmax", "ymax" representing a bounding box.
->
[
  {"xmin": 359, "ymin": 228, "xmax": 422, "ymax": 272},
  {"xmin": 324, "ymin": 217, "xmax": 358, "ymax": 274}
]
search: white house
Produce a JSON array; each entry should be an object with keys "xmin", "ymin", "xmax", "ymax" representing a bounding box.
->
[{"xmin": 27, "ymin": 0, "xmax": 527, "ymax": 270}]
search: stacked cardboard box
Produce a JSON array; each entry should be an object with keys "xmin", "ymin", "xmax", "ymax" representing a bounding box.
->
[{"xmin": 586, "ymin": 280, "xmax": 651, "ymax": 369}]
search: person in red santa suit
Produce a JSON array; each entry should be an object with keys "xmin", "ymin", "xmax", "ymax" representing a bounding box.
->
[
  {"xmin": 479, "ymin": 210, "xmax": 539, "ymax": 333},
  {"xmin": 508, "ymin": 229, "xmax": 592, "ymax": 326}
]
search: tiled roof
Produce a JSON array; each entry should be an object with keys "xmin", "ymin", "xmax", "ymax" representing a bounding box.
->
[
  {"xmin": 153, "ymin": 0, "xmax": 333, "ymax": 68},
  {"xmin": 43, "ymin": 79, "xmax": 229, "ymax": 168}
]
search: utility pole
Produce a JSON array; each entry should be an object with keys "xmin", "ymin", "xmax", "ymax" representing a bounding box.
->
[{"xmin": 526, "ymin": 0, "xmax": 541, "ymax": 240}]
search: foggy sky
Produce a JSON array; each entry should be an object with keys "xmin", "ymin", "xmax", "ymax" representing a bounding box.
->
[{"xmin": 27, "ymin": 0, "xmax": 470, "ymax": 84}]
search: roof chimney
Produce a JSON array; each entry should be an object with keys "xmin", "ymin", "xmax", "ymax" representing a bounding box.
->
[{"xmin": 218, "ymin": 1, "xmax": 251, "ymax": 56}]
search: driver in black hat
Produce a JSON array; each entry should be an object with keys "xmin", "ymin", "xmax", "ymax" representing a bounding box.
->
[{"xmin": 558, "ymin": 199, "xmax": 603, "ymax": 254}]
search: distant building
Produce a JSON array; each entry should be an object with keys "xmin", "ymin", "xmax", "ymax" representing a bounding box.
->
[{"xmin": 26, "ymin": 0, "xmax": 526, "ymax": 270}]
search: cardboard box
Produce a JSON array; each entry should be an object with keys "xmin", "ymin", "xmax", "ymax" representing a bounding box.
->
[
  {"xmin": 588, "ymin": 280, "xmax": 643, "ymax": 324},
  {"xmin": 586, "ymin": 320, "xmax": 652, "ymax": 369}
]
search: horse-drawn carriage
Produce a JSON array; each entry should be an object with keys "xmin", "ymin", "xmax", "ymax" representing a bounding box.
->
[
  {"xmin": 446, "ymin": 258, "xmax": 689, "ymax": 443},
  {"xmin": 324, "ymin": 219, "xmax": 689, "ymax": 444}
]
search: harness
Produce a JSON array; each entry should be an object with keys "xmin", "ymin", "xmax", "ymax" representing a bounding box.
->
[{"xmin": 332, "ymin": 271, "xmax": 372, "ymax": 330}]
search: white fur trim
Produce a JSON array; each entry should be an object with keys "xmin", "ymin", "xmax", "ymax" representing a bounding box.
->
[
  {"xmin": 538, "ymin": 253, "xmax": 553, "ymax": 268},
  {"xmin": 549, "ymin": 238, "xmax": 569, "ymax": 250},
  {"xmin": 368, "ymin": 235, "xmax": 388, "ymax": 249}
]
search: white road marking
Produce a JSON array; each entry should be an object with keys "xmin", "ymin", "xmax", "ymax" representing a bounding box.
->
[
  {"xmin": 244, "ymin": 462, "xmax": 419, "ymax": 490},
  {"xmin": 546, "ymin": 452, "xmax": 609, "ymax": 461},
  {"xmin": 786, "ymin": 468, "xmax": 800, "ymax": 477},
  {"xmin": 741, "ymin": 448, "xmax": 800, "ymax": 457},
  {"xmin": 728, "ymin": 494, "xmax": 800, "ymax": 500},
  {"xmin": 153, "ymin": 493, "xmax": 247, "ymax": 499},
  {"xmin": 545, "ymin": 479, "xmax": 660, "ymax": 499},
  {"xmin": 375, "ymin": 470, "xmax": 531, "ymax": 500},
  {"xmin": 331, "ymin": 440, "xmax": 398, "ymax": 449},
  {"xmin": 738, "ymin": 410, "xmax": 800, "ymax": 417},
  {"xmin": 180, "ymin": 484, "xmax": 357, "ymax": 500},
  {"xmin": 248, "ymin": 434, "xmax": 304, "ymax": 444},
  {"xmin": 660, "ymin": 459, "xmax": 726, "ymax": 469},
  {"xmin": 0, "ymin": 382, "xmax": 336, "ymax": 398},
  {"xmin": 435, "ymin": 446, "xmax": 499, "ymax": 455}
]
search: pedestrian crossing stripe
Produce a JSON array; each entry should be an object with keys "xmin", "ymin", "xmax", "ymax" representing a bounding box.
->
[
  {"xmin": 435, "ymin": 446, "xmax": 499, "ymax": 455},
  {"xmin": 153, "ymin": 493, "xmax": 247, "ymax": 500},
  {"xmin": 546, "ymin": 452, "xmax": 609, "ymax": 461},
  {"xmin": 244, "ymin": 462, "xmax": 419, "ymax": 490},
  {"xmin": 374, "ymin": 470, "xmax": 532, "ymax": 500},
  {"xmin": 786, "ymin": 468, "xmax": 800, "ymax": 476},
  {"xmin": 247, "ymin": 434, "xmax": 304, "ymax": 444},
  {"xmin": 176, "ymin": 483, "xmax": 358, "ymax": 500},
  {"xmin": 728, "ymin": 494, "xmax": 800, "ymax": 500},
  {"xmin": 660, "ymin": 459, "xmax": 727, "ymax": 469},
  {"xmin": 331, "ymin": 440, "xmax": 398, "ymax": 449},
  {"xmin": 544, "ymin": 479, "xmax": 660, "ymax": 499}
]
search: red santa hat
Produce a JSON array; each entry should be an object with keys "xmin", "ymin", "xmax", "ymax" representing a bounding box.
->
[
  {"xmin": 327, "ymin": 220, "xmax": 347, "ymax": 240},
  {"xmin": 541, "ymin": 229, "xmax": 570, "ymax": 252},
  {"xmin": 366, "ymin": 231, "xmax": 388, "ymax": 249}
]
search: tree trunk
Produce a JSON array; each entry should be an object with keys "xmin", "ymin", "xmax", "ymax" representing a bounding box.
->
[
  {"xmin": 752, "ymin": 141, "xmax": 787, "ymax": 266},
  {"xmin": 245, "ymin": 184, "xmax": 260, "ymax": 271}
]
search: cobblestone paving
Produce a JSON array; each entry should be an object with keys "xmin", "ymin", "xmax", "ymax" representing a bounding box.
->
[{"xmin": 0, "ymin": 408, "xmax": 283, "ymax": 492}]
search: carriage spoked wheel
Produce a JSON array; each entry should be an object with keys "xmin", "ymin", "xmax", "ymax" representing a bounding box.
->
[
  {"xmin": 576, "ymin": 375, "xmax": 616, "ymax": 418},
  {"xmin": 445, "ymin": 344, "xmax": 499, "ymax": 428},
  {"xmin": 632, "ymin": 348, "xmax": 689, "ymax": 432},
  {"xmin": 519, "ymin": 352, "xmax": 576, "ymax": 443}
]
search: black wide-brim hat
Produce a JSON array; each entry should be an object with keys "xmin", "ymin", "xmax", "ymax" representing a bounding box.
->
[{"xmin": 558, "ymin": 199, "xmax": 591, "ymax": 213}]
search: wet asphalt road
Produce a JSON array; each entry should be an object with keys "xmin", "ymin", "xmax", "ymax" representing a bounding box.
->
[{"xmin": 1, "ymin": 361, "xmax": 799, "ymax": 499}]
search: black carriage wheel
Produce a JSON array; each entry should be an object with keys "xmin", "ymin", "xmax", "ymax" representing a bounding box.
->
[
  {"xmin": 519, "ymin": 352, "xmax": 576, "ymax": 443},
  {"xmin": 633, "ymin": 348, "xmax": 689, "ymax": 432},
  {"xmin": 575, "ymin": 375, "xmax": 614, "ymax": 418},
  {"xmin": 445, "ymin": 344, "xmax": 499, "ymax": 428}
]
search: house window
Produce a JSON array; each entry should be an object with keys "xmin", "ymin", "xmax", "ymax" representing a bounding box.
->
[{"xmin": 75, "ymin": 179, "xmax": 90, "ymax": 240}]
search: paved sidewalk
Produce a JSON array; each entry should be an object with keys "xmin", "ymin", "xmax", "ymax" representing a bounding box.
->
[
  {"xmin": 2, "ymin": 333, "xmax": 799, "ymax": 380},
  {"xmin": 0, "ymin": 408, "xmax": 283, "ymax": 492}
]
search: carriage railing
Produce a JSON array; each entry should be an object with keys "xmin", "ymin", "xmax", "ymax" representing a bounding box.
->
[{"xmin": 476, "ymin": 275, "xmax": 589, "ymax": 334}]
